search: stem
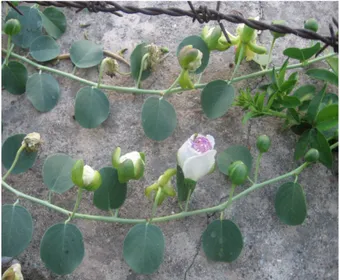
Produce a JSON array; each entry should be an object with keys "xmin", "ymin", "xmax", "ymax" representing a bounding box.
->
[
  {"xmin": 114, "ymin": 209, "xmax": 119, "ymax": 218},
  {"xmin": 163, "ymin": 72, "xmax": 182, "ymax": 97},
  {"xmin": 2, "ymin": 144, "xmax": 26, "ymax": 181},
  {"xmin": 4, "ymin": 36, "xmax": 12, "ymax": 65},
  {"xmin": 97, "ymin": 59, "xmax": 106, "ymax": 88},
  {"xmin": 2, "ymin": 163, "xmax": 309, "ymax": 224},
  {"xmin": 136, "ymin": 53, "xmax": 149, "ymax": 88},
  {"xmin": 65, "ymin": 188, "xmax": 83, "ymax": 224},
  {"xmin": 2, "ymin": 49, "xmax": 336, "ymax": 96},
  {"xmin": 184, "ymin": 189, "xmax": 192, "ymax": 212},
  {"xmin": 247, "ymin": 176, "xmax": 255, "ymax": 184},
  {"xmin": 224, "ymin": 184, "xmax": 236, "ymax": 210},
  {"xmin": 48, "ymin": 191, "xmax": 53, "ymax": 204},
  {"xmin": 229, "ymin": 43, "xmax": 245, "ymax": 83},
  {"xmin": 150, "ymin": 188, "xmax": 162, "ymax": 222},
  {"xmin": 330, "ymin": 142, "xmax": 338, "ymax": 150},
  {"xmin": 265, "ymin": 38, "xmax": 276, "ymax": 70},
  {"xmin": 254, "ymin": 153, "xmax": 263, "ymax": 183}
]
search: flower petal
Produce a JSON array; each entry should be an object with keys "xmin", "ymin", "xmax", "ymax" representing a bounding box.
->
[
  {"xmin": 206, "ymin": 134, "xmax": 215, "ymax": 149},
  {"xmin": 177, "ymin": 138, "xmax": 200, "ymax": 168},
  {"xmin": 183, "ymin": 149, "xmax": 217, "ymax": 181}
]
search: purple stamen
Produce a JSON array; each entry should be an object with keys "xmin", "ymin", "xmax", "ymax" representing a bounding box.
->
[{"xmin": 191, "ymin": 136, "xmax": 212, "ymax": 153}]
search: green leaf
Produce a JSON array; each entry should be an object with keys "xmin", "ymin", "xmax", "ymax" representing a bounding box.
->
[
  {"xmin": 74, "ymin": 86, "xmax": 110, "ymax": 128},
  {"xmin": 279, "ymin": 79, "xmax": 297, "ymax": 93},
  {"xmin": 283, "ymin": 43, "xmax": 321, "ymax": 61},
  {"xmin": 2, "ymin": 134, "xmax": 38, "ymax": 174},
  {"xmin": 306, "ymin": 68, "xmax": 338, "ymax": 86},
  {"xmin": 294, "ymin": 129, "xmax": 311, "ymax": 160},
  {"xmin": 277, "ymin": 58, "xmax": 289, "ymax": 87},
  {"xmin": 217, "ymin": 145, "xmax": 252, "ymax": 176},
  {"xmin": 40, "ymin": 7, "xmax": 66, "ymax": 39},
  {"xmin": 42, "ymin": 153, "xmax": 76, "ymax": 194},
  {"xmin": 280, "ymin": 96, "xmax": 301, "ymax": 108},
  {"xmin": 177, "ymin": 35, "xmax": 210, "ymax": 74},
  {"xmin": 176, "ymin": 165, "xmax": 197, "ymax": 202},
  {"xmin": 70, "ymin": 40, "xmax": 103, "ymax": 68},
  {"xmin": 315, "ymin": 104, "xmax": 338, "ymax": 131},
  {"xmin": 26, "ymin": 73, "xmax": 60, "ymax": 112},
  {"xmin": 123, "ymin": 223, "xmax": 164, "ymax": 274},
  {"xmin": 29, "ymin": 35, "xmax": 60, "ymax": 62},
  {"xmin": 2, "ymin": 61, "xmax": 28, "ymax": 95},
  {"xmin": 286, "ymin": 108, "xmax": 300, "ymax": 123},
  {"xmin": 201, "ymin": 80, "xmax": 235, "ymax": 119},
  {"xmin": 40, "ymin": 223, "xmax": 84, "ymax": 275},
  {"xmin": 93, "ymin": 167, "xmax": 127, "ymax": 210},
  {"xmin": 130, "ymin": 43, "xmax": 152, "ymax": 82},
  {"xmin": 309, "ymin": 128, "xmax": 333, "ymax": 168},
  {"xmin": 275, "ymin": 182, "xmax": 307, "ymax": 225},
  {"xmin": 6, "ymin": 6, "xmax": 43, "ymax": 48},
  {"xmin": 293, "ymin": 84, "xmax": 315, "ymax": 101},
  {"xmin": 2, "ymin": 205, "xmax": 33, "ymax": 257},
  {"xmin": 306, "ymin": 83, "xmax": 327, "ymax": 123},
  {"xmin": 202, "ymin": 219, "xmax": 243, "ymax": 262},
  {"xmin": 141, "ymin": 97, "xmax": 177, "ymax": 141},
  {"xmin": 322, "ymin": 93, "xmax": 338, "ymax": 106},
  {"xmin": 326, "ymin": 56, "xmax": 338, "ymax": 75}
]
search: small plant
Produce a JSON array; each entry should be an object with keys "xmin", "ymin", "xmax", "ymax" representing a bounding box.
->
[{"xmin": 1, "ymin": 2, "xmax": 338, "ymax": 277}]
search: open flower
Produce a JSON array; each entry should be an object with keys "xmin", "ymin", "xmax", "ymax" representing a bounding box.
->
[
  {"xmin": 112, "ymin": 148, "xmax": 145, "ymax": 183},
  {"xmin": 177, "ymin": 134, "xmax": 216, "ymax": 182},
  {"xmin": 71, "ymin": 160, "xmax": 102, "ymax": 191}
]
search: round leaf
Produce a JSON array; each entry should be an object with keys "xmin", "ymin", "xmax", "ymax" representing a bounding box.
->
[
  {"xmin": 26, "ymin": 73, "xmax": 60, "ymax": 112},
  {"xmin": 5, "ymin": 6, "xmax": 43, "ymax": 48},
  {"xmin": 202, "ymin": 219, "xmax": 243, "ymax": 262},
  {"xmin": 130, "ymin": 43, "xmax": 152, "ymax": 82},
  {"xmin": 40, "ymin": 223, "xmax": 84, "ymax": 275},
  {"xmin": 177, "ymin": 35, "xmax": 210, "ymax": 74},
  {"xmin": 201, "ymin": 80, "xmax": 235, "ymax": 119},
  {"xmin": 2, "ymin": 134, "xmax": 38, "ymax": 174},
  {"xmin": 29, "ymin": 35, "xmax": 60, "ymax": 62},
  {"xmin": 2, "ymin": 205, "xmax": 33, "ymax": 257},
  {"xmin": 40, "ymin": 7, "xmax": 67, "ymax": 39},
  {"xmin": 123, "ymin": 223, "xmax": 164, "ymax": 274},
  {"xmin": 2, "ymin": 61, "xmax": 28, "ymax": 95},
  {"xmin": 70, "ymin": 40, "xmax": 103, "ymax": 68},
  {"xmin": 141, "ymin": 97, "xmax": 177, "ymax": 141},
  {"xmin": 275, "ymin": 182, "xmax": 307, "ymax": 225},
  {"xmin": 93, "ymin": 167, "xmax": 127, "ymax": 210},
  {"xmin": 217, "ymin": 145, "xmax": 252, "ymax": 176},
  {"xmin": 42, "ymin": 153, "xmax": 76, "ymax": 194},
  {"xmin": 74, "ymin": 86, "xmax": 110, "ymax": 128}
]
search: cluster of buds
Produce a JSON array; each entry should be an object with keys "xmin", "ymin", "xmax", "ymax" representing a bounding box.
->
[{"xmin": 145, "ymin": 168, "xmax": 176, "ymax": 205}]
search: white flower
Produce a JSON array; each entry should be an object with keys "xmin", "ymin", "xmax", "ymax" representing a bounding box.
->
[
  {"xmin": 82, "ymin": 165, "xmax": 95, "ymax": 186},
  {"xmin": 177, "ymin": 134, "xmax": 216, "ymax": 181},
  {"xmin": 119, "ymin": 151, "xmax": 143, "ymax": 165}
]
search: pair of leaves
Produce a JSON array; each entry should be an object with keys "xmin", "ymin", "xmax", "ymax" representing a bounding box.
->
[{"xmin": 283, "ymin": 43, "xmax": 321, "ymax": 62}]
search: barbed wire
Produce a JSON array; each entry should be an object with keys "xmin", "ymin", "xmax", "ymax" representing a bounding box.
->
[{"xmin": 16, "ymin": 1, "xmax": 339, "ymax": 54}]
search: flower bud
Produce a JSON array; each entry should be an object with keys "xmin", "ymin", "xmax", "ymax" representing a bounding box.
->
[
  {"xmin": 304, "ymin": 148, "xmax": 319, "ymax": 163},
  {"xmin": 270, "ymin": 20, "xmax": 286, "ymax": 39},
  {"xmin": 71, "ymin": 160, "xmax": 102, "ymax": 191},
  {"xmin": 2, "ymin": 263, "xmax": 24, "ymax": 280},
  {"xmin": 256, "ymin": 135, "xmax": 271, "ymax": 153},
  {"xmin": 112, "ymin": 148, "xmax": 145, "ymax": 183},
  {"xmin": 22, "ymin": 132, "xmax": 41, "ymax": 152},
  {"xmin": 4, "ymin": 19, "xmax": 21, "ymax": 36},
  {"xmin": 304, "ymin": 18, "xmax": 319, "ymax": 32},
  {"xmin": 101, "ymin": 57, "xmax": 119, "ymax": 77},
  {"xmin": 178, "ymin": 45, "xmax": 203, "ymax": 71},
  {"xmin": 201, "ymin": 26, "xmax": 222, "ymax": 51},
  {"xmin": 228, "ymin": 161, "xmax": 248, "ymax": 185}
]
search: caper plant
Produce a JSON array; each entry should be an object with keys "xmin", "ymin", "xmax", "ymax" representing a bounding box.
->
[{"xmin": 1, "ymin": 2, "xmax": 339, "ymax": 277}]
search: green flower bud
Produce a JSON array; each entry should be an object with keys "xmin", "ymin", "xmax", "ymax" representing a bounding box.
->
[
  {"xmin": 178, "ymin": 45, "xmax": 203, "ymax": 71},
  {"xmin": 4, "ymin": 19, "xmax": 21, "ymax": 36},
  {"xmin": 240, "ymin": 25, "xmax": 256, "ymax": 44},
  {"xmin": 304, "ymin": 148, "xmax": 319, "ymax": 163},
  {"xmin": 304, "ymin": 18, "xmax": 318, "ymax": 32},
  {"xmin": 228, "ymin": 161, "xmax": 248, "ymax": 185},
  {"xmin": 71, "ymin": 160, "xmax": 102, "ymax": 191},
  {"xmin": 112, "ymin": 148, "xmax": 145, "ymax": 183},
  {"xmin": 270, "ymin": 20, "xmax": 286, "ymax": 39},
  {"xmin": 201, "ymin": 26, "xmax": 222, "ymax": 51},
  {"xmin": 2, "ymin": 263, "xmax": 23, "ymax": 280},
  {"xmin": 256, "ymin": 135, "xmax": 271, "ymax": 153},
  {"xmin": 22, "ymin": 132, "xmax": 41, "ymax": 152}
]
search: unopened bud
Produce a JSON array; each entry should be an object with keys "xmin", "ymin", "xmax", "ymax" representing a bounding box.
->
[
  {"xmin": 270, "ymin": 20, "xmax": 286, "ymax": 39},
  {"xmin": 228, "ymin": 161, "xmax": 248, "ymax": 185},
  {"xmin": 178, "ymin": 45, "xmax": 203, "ymax": 71},
  {"xmin": 4, "ymin": 19, "xmax": 21, "ymax": 36},
  {"xmin": 304, "ymin": 18, "xmax": 319, "ymax": 32},
  {"xmin": 256, "ymin": 135, "xmax": 271, "ymax": 153},
  {"xmin": 304, "ymin": 148, "xmax": 319, "ymax": 163}
]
